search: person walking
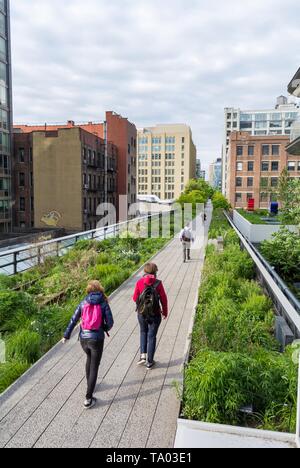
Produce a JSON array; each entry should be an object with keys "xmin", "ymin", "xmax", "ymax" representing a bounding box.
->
[
  {"xmin": 180, "ymin": 225, "xmax": 193, "ymax": 262},
  {"xmin": 133, "ymin": 263, "xmax": 168, "ymax": 370},
  {"xmin": 62, "ymin": 280, "xmax": 114, "ymax": 409}
]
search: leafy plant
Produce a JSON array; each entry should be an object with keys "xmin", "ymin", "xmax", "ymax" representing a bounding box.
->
[
  {"xmin": 260, "ymin": 228, "xmax": 300, "ymax": 283},
  {"xmin": 6, "ymin": 330, "xmax": 42, "ymax": 364},
  {"xmin": 0, "ymin": 362, "xmax": 30, "ymax": 394}
]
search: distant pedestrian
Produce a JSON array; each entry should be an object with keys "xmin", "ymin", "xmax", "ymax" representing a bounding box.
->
[
  {"xmin": 133, "ymin": 263, "xmax": 168, "ymax": 370},
  {"xmin": 180, "ymin": 225, "xmax": 194, "ymax": 262},
  {"xmin": 62, "ymin": 280, "xmax": 114, "ymax": 409}
]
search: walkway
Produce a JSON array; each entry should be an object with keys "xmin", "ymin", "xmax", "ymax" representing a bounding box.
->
[{"xmin": 0, "ymin": 210, "xmax": 211, "ymax": 448}]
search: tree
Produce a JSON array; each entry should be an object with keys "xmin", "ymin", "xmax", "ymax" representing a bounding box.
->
[
  {"xmin": 212, "ymin": 192, "xmax": 231, "ymax": 210},
  {"xmin": 184, "ymin": 179, "xmax": 214, "ymax": 200},
  {"xmin": 278, "ymin": 169, "xmax": 300, "ymax": 226}
]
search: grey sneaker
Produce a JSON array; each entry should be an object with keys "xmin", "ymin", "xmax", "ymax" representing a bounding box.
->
[
  {"xmin": 84, "ymin": 397, "xmax": 97, "ymax": 409},
  {"xmin": 137, "ymin": 354, "xmax": 147, "ymax": 365}
]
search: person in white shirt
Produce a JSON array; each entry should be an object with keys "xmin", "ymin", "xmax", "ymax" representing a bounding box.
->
[{"xmin": 180, "ymin": 226, "xmax": 194, "ymax": 263}]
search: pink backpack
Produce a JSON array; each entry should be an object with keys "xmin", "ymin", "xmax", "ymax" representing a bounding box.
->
[{"xmin": 81, "ymin": 303, "xmax": 103, "ymax": 331}]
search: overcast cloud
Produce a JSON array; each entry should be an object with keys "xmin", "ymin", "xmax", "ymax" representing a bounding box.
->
[{"xmin": 10, "ymin": 0, "xmax": 300, "ymax": 171}]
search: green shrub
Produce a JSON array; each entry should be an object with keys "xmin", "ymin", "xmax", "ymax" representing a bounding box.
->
[
  {"xmin": 260, "ymin": 228, "xmax": 300, "ymax": 283},
  {"xmin": 0, "ymin": 361, "xmax": 30, "ymax": 394},
  {"xmin": 183, "ymin": 349, "xmax": 297, "ymax": 431},
  {"xmin": 212, "ymin": 192, "xmax": 230, "ymax": 210},
  {"xmin": 0, "ymin": 275, "xmax": 18, "ymax": 291},
  {"xmin": 6, "ymin": 330, "xmax": 41, "ymax": 364},
  {"xmin": 209, "ymin": 209, "xmax": 231, "ymax": 239},
  {"xmin": 0, "ymin": 291, "xmax": 38, "ymax": 332}
]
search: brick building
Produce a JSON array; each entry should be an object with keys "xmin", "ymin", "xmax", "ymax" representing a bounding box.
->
[
  {"xmin": 15, "ymin": 111, "xmax": 137, "ymax": 221},
  {"xmin": 12, "ymin": 127, "xmax": 117, "ymax": 232},
  {"xmin": 228, "ymin": 131, "xmax": 300, "ymax": 210}
]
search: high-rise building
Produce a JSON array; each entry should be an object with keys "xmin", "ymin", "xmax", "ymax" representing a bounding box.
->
[
  {"xmin": 228, "ymin": 131, "xmax": 300, "ymax": 210},
  {"xmin": 199, "ymin": 170, "xmax": 206, "ymax": 181},
  {"xmin": 196, "ymin": 159, "xmax": 202, "ymax": 179},
  {"xmin": 0, "ymin": 0, "xmax": 12, "ymax": 233},
  {"xmin": 137, "ymin": 124, "xmax": 196, "ymax": 200},
  {"xmin": 209, "ymin": 158, "xmax": 222, "ymax": 191},
  {"xmin": 222, "ymin": 98, "xmax": 300, "ymax": 197},
  {"xmin": 12, "ymin": 127, "xmax": 118, "ymax": 232}
]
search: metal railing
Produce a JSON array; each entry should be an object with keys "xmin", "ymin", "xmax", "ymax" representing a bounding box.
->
[{"xmin": 0, "ymin": 212, "xmax": 168, "ymax": 276}]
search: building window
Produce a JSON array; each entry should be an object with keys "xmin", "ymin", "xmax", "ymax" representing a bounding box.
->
[
  {"xmin": 271, "ymin": 177, "xmax": 278, "ymax": 187},
  {"xmin": 236, "ymin": 162, "xmax": 243, "ymax": 171},
  {"xmin": 288, "ymin": 161, "xmax": 296, "ymax": 172},
  {"xmin": 248, "ymin": 146, "xmax": 254, "ymax": 156},
  {"xmin": 19, "ymin": 148, "xmax": 25, "ymax": 163},
  {"xmin": 235, "ymin": 193, "xmax": 242, "ymax": 203},
  {"xmin": 262, "ymin": 145, "xmax": 270, "ymax": 156},
  {"xmin": 271, "ymin": 161, "xmax": 279, "ymax": 171},
  {"xmin": 237, "ymin": 146, "xmax": 243, "ymax": 156},
  {"xmin": 236, "ymin": 177, "xmax": 242, "ymax": 187},
  {"xmin": 247, "ymin": 177, "xmax": 253, "ymax": 187},
  {"xmin": 261, "ymin": 162, "xmax": 269, "ymax": 172},
  {"xmin": 272, "ymin": 145, "xmax": 280, "ymax": 156},
  {"xmin": 247, "ymin": 193, "xmax": 253, "ymax": 201},
  {"xmin": 20, "ymin": 197, "xmax": 25, "ymax": 212},
  {"xmin": 19, "ymin": 172, "xmax": 25, "ymax": 187},
  {"xmin": 248, "ymin": 162, "xmax": 254, "ymax": 172}
]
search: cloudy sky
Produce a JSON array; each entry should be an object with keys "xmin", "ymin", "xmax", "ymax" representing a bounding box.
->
[{"xmin": 10, "ymin": 0, "xmax": 300, "ymax": 171}]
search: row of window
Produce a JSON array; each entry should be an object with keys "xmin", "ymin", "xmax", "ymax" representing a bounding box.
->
[
  {"xmin": 138, "ymin": 169, "xmax": 177, "ymax": 176},
  {"xmin": 236, "ymin": 145, "xmax": 280, "ymax": 157},
  {"xmin": 236, "ymin": 161, "xmax": 300, "ymax": 172},
  {"xmin": 227, "ymin": 112, "xmax": 298, "ymax": 121},
  {"xmin": 236, "ymin": 177, "xmax": 279, "ymax": 188},
  {"xmin": 139, "ymin": 136, "xmax": 185, "ymax": 144}
]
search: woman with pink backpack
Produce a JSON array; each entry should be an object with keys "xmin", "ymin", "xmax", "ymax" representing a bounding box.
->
[{"xmin": 62, "ymin": 280, "xmax": 114, "ymax": 409}]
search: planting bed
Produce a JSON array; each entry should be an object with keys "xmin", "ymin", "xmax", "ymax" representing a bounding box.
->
[
  {"xmin": 182, "ymin": 210, "xmax": 299, "ymax": 433},
  {"xmin": 0, "ymin": 235, "xmax": 169, "ymax": 394}
]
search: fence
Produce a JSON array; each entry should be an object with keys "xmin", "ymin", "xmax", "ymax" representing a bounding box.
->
[{"xmin": 0, "ymin": 212, "xmax": 172, "ymax": 276}]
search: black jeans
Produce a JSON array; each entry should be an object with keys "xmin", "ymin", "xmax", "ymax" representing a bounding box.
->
[
  {"xmin": 138, "ymin": 314, "xmax": 162, "ymax": 364},
  {"xmin": 81, "ymin": 339, "xmax": 104, "ymax": 400}
]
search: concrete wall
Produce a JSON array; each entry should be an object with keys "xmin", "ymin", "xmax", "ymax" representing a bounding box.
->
[{"xmin": 233, "ymin": 209, "xmax": 298, "ymax": 243}]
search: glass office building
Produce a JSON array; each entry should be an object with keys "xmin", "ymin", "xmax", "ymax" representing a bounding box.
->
[{"xmin": 0, "ymin": 0, "xmax": 12, "ymax": 233}]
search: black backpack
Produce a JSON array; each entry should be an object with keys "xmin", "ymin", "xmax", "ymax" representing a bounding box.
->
[{"xmin": 137, "ymin": 280, "xmax": 161, "ymax": 322}]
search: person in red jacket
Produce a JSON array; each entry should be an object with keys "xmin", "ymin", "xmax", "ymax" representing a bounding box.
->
[{"xmin": 133, "ymin": 263, "xmax": 168, "ymax": 370}]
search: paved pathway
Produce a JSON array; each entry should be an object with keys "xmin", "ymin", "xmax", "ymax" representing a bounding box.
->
[{"xmin": 0, "ymin": 209, "xmax": 211, "ymax": 448}]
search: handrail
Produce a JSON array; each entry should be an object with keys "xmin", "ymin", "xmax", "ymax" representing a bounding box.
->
[{"xmin": 0, "ymin": 212, "xmax": 168, "ymax": 275}]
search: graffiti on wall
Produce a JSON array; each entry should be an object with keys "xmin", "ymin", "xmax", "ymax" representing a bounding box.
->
[{"xmin": 41, "ymin": 211, "xmax": 62, "ymax": 227}]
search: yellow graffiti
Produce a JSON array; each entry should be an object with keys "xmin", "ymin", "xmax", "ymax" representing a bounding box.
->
[{"xmin": 41, "ymin": 211, "xmax": 62, "ymax": 227}]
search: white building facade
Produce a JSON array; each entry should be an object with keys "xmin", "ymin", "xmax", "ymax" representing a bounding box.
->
[{"xmin": 222, "ymin": 97, "xmax": 300, "ymax": 196}]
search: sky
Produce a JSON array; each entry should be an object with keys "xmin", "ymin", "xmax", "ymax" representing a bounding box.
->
[{"xmin": 10, "ymin": 0, "xmax": 300, "ymax": 173}]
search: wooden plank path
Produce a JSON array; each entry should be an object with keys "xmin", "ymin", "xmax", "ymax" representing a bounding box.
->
[{"xmin": 0, "ymin": 210, "xmax": 211, "ymax": 448}]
